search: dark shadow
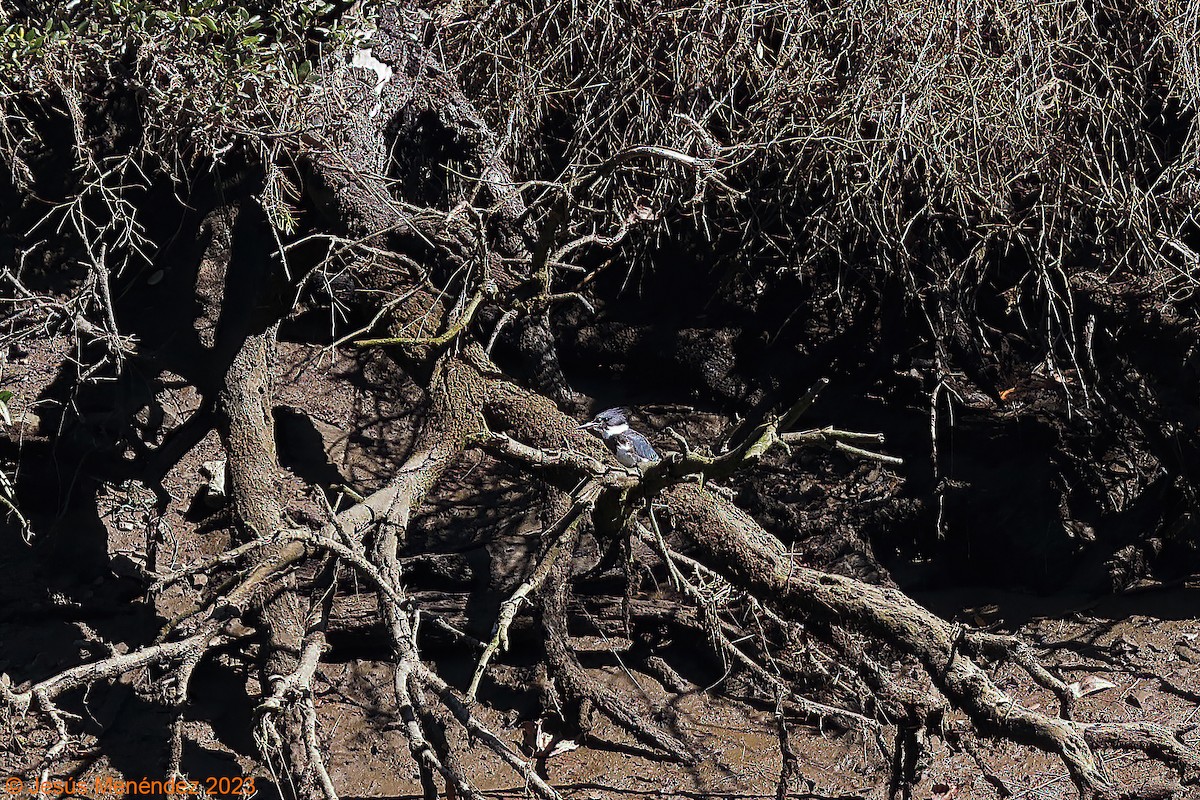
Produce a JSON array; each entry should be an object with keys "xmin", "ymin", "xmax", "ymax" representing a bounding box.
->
[
  {"xmin": 273, "ymin": 406, "xmax": 348, "ymax": 493},
  {"xmin": 912, "ymin": 582, "xmax": 1200, "ymax": 631}
]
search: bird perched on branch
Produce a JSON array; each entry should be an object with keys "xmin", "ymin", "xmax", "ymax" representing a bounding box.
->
[{"xmin": 577, "ymin": 407, "xmax": 661, "ymax": 470}]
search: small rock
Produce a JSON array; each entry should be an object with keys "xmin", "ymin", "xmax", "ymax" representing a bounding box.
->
[
  {"xmin": 1126, "ymin": 689, "xmax": 1151, "ymax": 709},
  {"xmin": 1068, "ymin": 675, "xmax": 1117, "ymax": 698},
  {"xmin": 200, "ymin": 459, "xmax": 227, "ymax": 507},
  {"xmin": 1174, "ymin": 643, "xmax": 1200, "ymax": 663},
  {"xmin": 1065, "ymin": 519, "xmax": 1096, "ymax": 541},
  {"xmin": 1111, "ymin": 634, "xmax": 1140, "ymax": 655},
  {"xmin": 191, "ymin": 573, "xmax": 209, "ymax": 589}
]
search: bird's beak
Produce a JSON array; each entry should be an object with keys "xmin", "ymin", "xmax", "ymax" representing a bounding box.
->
[{"xmin": 577, "ymin": 421, "xmax": 597, "ymax": 431}]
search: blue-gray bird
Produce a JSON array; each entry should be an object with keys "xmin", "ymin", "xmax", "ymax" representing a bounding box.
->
[{"xmin": 577, "ymin": 407, "xmax": 661, "ymax": 470}]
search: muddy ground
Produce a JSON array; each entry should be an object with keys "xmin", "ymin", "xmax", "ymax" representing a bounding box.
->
[{"xmin": 2, "ymin": 323, "xmax": 1197, "ymax": 800}]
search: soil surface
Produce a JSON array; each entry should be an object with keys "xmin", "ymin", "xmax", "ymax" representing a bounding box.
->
[{"xmin": 3, "ymin": 324, "xmax": 1198, "ymax": 800}]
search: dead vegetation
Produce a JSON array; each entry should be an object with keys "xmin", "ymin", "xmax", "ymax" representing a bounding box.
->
[{"xmin": 0, "ymin": 1, "xmax": 1198, "ymax": 799}]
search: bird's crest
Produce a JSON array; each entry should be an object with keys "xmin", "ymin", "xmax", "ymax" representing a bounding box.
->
[{"xmin": 594, "ymin": 407, "xmax": 630, "ymax": 425}]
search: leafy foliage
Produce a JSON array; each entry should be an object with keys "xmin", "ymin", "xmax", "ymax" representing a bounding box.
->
[{"xmin": 0, "ymin": 0, "xmax": 353, "ymax": 169}]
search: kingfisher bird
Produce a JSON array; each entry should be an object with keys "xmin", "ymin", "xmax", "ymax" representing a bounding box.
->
[{"xmin": 577, "ymin": 407, "xmax": 661, "ymax": 470}]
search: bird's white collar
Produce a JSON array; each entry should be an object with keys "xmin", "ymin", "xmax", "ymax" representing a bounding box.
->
[{"xmin": 600, "ymin": 422, "xmax": 630, "ymax": 438}]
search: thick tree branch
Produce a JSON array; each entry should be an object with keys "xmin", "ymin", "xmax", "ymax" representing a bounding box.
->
[{"xmin": 477, "ymin": 362, "xmax": 1198, "ymax": 800}]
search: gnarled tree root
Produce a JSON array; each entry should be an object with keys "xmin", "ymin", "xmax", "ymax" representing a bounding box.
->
[
  {"xmin": 537, "ymin": 518, "xmax": 695, "ymax": 765},
  {"xmin": 481, "ymin": 367, "xmax": 1200, "ymax": 800}
]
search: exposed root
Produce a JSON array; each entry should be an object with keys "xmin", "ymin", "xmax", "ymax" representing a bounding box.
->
[
  {"xmin": 418, "ymin": 666, "xmax": 561, "ymax": 800},
  {"xmin": 964, "ymin": 629, "xmax": 1079, "ymax": 719},
  {"xmin": 484, "ymin": 375, "xmax": 1200, "ymax": 800},
  {"xmin": 148, "ymin": 536, "xmax": 275, "ymax": 595},
  {"xmin": 467, "ymin": 480, "xmax": 599, "ymax": 699},
  {"xmin": 2, "ymin": 626, "xmax": 239, "ymax": 783},
  {"xmin": 774, "ymin": 691, "xmax": 807, "ymax": 800},
  {"xmin": 1080, "ymin": 723, "xmax": 1200, "ymax": 772},
  {"xmin": 663, "ymin": 480, "xmax": 1199, "ymax": 800},
  {"xmin": 165, "ymin": 650, "xmax": 202, "ymax": 781},
  {"xmin": 4, "ymin": 2, "xmax": 1198, "ymax": 796},
  {"xmin": 255, "ymin": 559, "xmax": 339, "ymax": 800},
  {"xmin": 636, "ymin": 522, "xmax": 885, "ymax": 743},
  {"xmin": 0, "ymin": 356, "xmax": 483, "ymax": 791},
  {"xmin": 538, "ymin": 520, "xmax": 694, "ymax": 764}
]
